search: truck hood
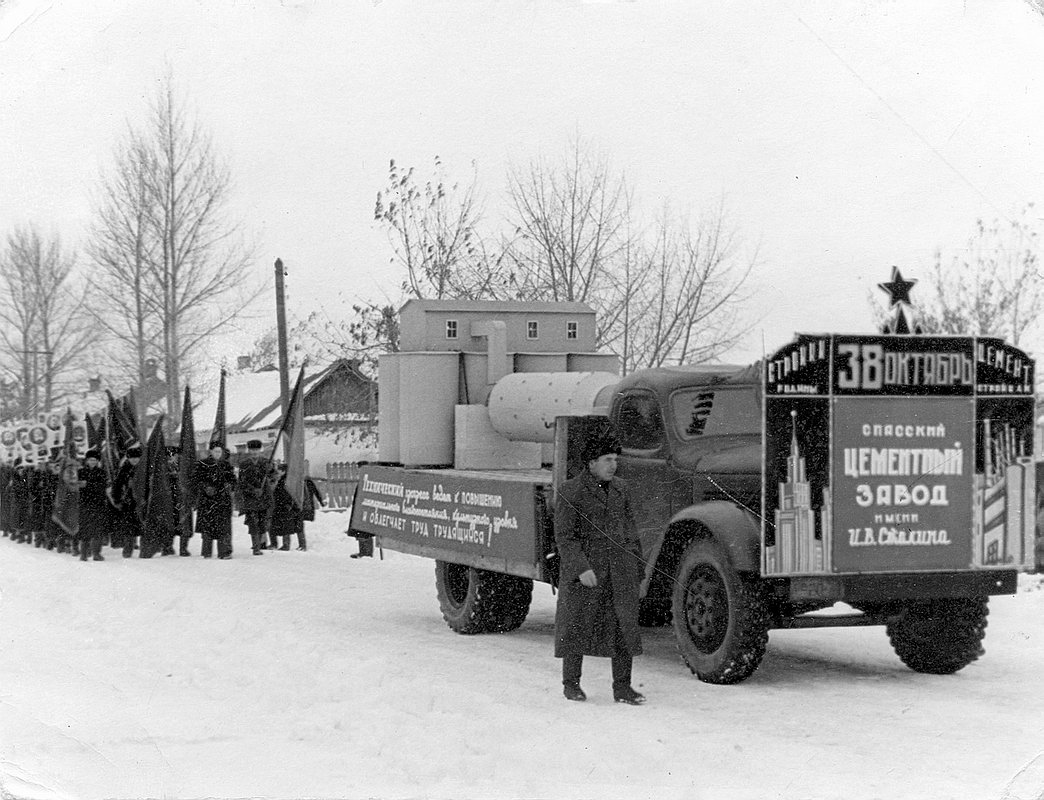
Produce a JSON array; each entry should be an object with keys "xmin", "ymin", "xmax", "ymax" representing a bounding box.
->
[{"xmin": 671, "ymin": 436, "xmax": 762, "ymax": 474}]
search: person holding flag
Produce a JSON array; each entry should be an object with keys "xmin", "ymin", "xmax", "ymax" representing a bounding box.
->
[
  {"xmin": 196, "ymin": 440, "xmax": 236, "ymax": 559},
  {"xmin": 77, "ymin": 448, "xmax": 108, "ymax": 562},
  {"xmin": 135, "ymin": 419, "xmax": 175, "ymax": 559},
  {"xmin": 109, "ymin": 442, "xmax": 143, "ymax": 557},
  {"xmin": 236, "ymin": 439, "xmax": 272, "ymax": 555}
]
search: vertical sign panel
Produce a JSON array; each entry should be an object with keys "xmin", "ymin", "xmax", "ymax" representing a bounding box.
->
[{"xmin": 831, "ymin": 397, "xmax": 974, "ymax": 572}]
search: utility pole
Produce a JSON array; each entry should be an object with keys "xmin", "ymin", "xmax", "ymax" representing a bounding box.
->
[
  {"xmin": 274, "ymin": 258, "xmax": 290, "ymax": 417},
  {"xmin": 274, "ymin": 258, "xmax": 291, "ymax": 462}
]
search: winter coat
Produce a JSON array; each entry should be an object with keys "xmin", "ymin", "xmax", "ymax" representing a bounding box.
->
[
  {"xmin": 268, "ymin": 475, "xmax": 300, "ymax": 538},
  {"xmin": 40, "ymin": 470, "xmax": 61, "ymax": 536},
  {"xmin": 78, "ymin": 465, "xmax": 110, "ymax": 540},
  {"xmin": 8, "ymin": 467, "xmax": 30, "ymax": 530},
  {"xmin": 300, "ymin": 477, "xmax": 324, "ymax": 522},
  {"xmin": 195, "ymin": 457, "xmax": 235, "ymax": 536},
  {"xmin": 553, "ymin": 470, "xmax": 643, "ymax": 658},
  {"xmin": 235, "ymin": 455, "xmax": 271, "ymax": 514}
]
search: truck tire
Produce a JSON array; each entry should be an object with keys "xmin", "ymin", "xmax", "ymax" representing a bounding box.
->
[
  {"xmin": 886, "ymin": 597, "xmax": 988, "ymax": 674},
  {"xmin": 434, "ymin": 561, "xmax": 533, "ymax": 634},
  {"xmin": 671, "ymin": 537, "xmax": 769, "ymax": 684}
]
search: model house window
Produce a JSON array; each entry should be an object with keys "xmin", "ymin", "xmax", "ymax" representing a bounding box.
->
[
  {"xmin": 446, "ymin": 320, "xmax": 458, "ymax": 339},
  {"xmin": 566, "ymin": 321, "xmax": 578, "ymax": 340},
  {"xmin": 527, "ymin": 321, "xmax": 539, "ymax": 340}
]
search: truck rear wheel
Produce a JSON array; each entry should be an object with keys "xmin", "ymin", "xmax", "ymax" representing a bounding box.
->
[
  {"xmin": 671, "ymin": 537, "xmax": 769, "ymax": 684},
  {"xmin": 434, "ymin": 561, "xmax": 533, "ymax": 634},
  {"xmin": 886, "ymin": 597, "xmax": 988, "ymax": 674}
]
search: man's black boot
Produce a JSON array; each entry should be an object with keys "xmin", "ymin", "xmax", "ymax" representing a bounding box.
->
[
  {"xmin": 613, "ymin": 686, "xmax": 646, "ymax": 705},
  {"xmin": 563, "ymin": 682, "xmax": 586, "ymax": 702}
]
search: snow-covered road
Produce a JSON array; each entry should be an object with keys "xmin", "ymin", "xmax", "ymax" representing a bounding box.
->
[{"xmin": 2, "ymin": 513, "xmax": 1043, "ymax": 800}]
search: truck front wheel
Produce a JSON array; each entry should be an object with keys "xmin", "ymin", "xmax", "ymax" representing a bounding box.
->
[
  {"xmin": 886, "ymin": 597, "xmax": 988, "ymax": 674},
  {"xmin": 434, "ymin": 561, "xmax": 533, "ymax": 634},
  {"xmin": 671, "ymin": 537, "xmax": 769, "ymax": 684}
]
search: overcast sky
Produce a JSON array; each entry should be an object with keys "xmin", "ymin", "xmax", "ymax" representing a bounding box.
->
[{"xmin": 2, "ymin": 0, "xmax": 1044, "ymax": 367}]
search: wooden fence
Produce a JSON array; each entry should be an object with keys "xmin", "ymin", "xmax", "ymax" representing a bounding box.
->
[{"xmin": 317, "ymin": 462, "xmax": 361, "ymax": 510}]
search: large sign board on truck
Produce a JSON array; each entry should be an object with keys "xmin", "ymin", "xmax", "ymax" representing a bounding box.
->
[
  {"xmin": 763, "ymin": 334, "xmax": 1036, "ymax": 576},
  {"xmin": 350, "ymin": 465, "xmax": 550, "ymax": 579}
]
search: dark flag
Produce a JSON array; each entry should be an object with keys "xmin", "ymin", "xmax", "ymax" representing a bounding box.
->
[
  {"xmin": 211, "ymin": 369, "xmax": 227, "ymax": 449},
  {"xmin": 51, "ymin": 408, "xmax": 80, "ymax": 541},
  {"xmin": 177, "ymin": 385, "xmax": 197, "ymax": 538},
  {"xmin": 106, "ymin": 390, "xmax": 137, "ymax": 451},
  {"xmin": 134, "ymin": 416, "xmax": 175, "ymax": 546},
  {"xmin": 62, "ymin": 407, "xmax": 77, "ymax": 463},
  {"xmin": 85, "ymin": 412, "xmax": 100, "ymax": 450},
  {"xmin": 101, "ymin": 398, "xmax": 121, "ymax": 484},
  {"xmin": 269, "ymin": 367, "xmax": 307, "ymax": 509},
  {"xmin": 123, "ymin": 387, "xmax": 141, "ymax": 444}
]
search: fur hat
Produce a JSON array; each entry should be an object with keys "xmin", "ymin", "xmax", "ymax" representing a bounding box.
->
[
  {"xmin": 581, "ymin": 428, "xmax": 622, "ymax": 464},
  {"xmin": 85, "ymin": 448, "xmax": 101, "ymax": 461}
]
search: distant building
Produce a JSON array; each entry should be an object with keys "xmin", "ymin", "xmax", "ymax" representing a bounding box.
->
[{"xmin": 192, "ymin": 358, "xmax": 377, "ymax": 470}]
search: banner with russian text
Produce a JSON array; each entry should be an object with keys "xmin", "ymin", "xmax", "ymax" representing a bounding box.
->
[
  {"xmin": 350, "ymin": 465, "xmax": 541, "ymax": 570},
  {"xmin": 763, "ymin": 333, "xmax": 1036, "ymax": 576},
  {"xmin": 832, "ymin": 397, "xmax": 973, "ymax": 572}
]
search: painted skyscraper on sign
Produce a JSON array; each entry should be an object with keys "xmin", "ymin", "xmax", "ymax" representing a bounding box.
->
[{"xmin": 765, "ymin": 410, "xmax": 832, "ymax": 575}]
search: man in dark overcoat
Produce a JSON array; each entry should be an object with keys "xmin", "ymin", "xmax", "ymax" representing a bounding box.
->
[
  {"xmin": 28, "ymin": 457, "xmax": 49, "ymax": 547},
  {"xmin": 554, "ymin": 430, "xmax": 646, "ymax": 705},
  {"xmin": 9, "ymin": 459, "xmax": 30, "ymax": 543},
  {"xmin": 78, "ymin": 449, "xmax": 108, "ymax": 561},
  {"xmin": 40, "ymin": 455, "xmax": 63, "ymax": 550},
  {"xmin": 196, "ymin": 441, "xmax": 236, "ymax": 559},
  {"xmin": 236, "ymin": 439, "xmax": 272, "ymax": 555},
  {"xmin": 108, "ymin": 443, "xmax": 143, "ymax": 558}
]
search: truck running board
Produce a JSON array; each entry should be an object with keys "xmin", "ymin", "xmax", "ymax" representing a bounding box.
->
[{"xmin": 775, "ymin": 612, "xmax": 887, "ymax": 630}]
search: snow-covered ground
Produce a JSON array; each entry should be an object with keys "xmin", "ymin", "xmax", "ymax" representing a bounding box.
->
[{"xmin": 2, "ymin": 512, "xmax": 1043, "ymax": 800}]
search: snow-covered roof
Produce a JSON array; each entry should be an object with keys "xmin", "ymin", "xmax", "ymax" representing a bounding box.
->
[{"xmin": 193, "ymin": 360, "xmax": 370, "ymax": 434}]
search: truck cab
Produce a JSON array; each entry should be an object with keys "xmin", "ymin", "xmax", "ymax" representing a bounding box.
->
[{"xmin": 610, "ymin": 364, "xmax": 764, "ymax": 625}]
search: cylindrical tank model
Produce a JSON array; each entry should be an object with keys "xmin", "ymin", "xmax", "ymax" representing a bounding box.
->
[{"xmin": 487, "ymin": 371, "xmax": 620, "ymax": 442}]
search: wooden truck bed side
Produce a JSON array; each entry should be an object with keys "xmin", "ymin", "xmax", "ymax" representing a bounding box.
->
[{"xmin": 348, "ymin": 464, "xmax": 555, "ymax": 581}]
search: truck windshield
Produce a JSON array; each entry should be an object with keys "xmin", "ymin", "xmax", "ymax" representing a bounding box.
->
[{"xmin": 670, "ymin": 388, "xmax": 761, "ymax": 440}]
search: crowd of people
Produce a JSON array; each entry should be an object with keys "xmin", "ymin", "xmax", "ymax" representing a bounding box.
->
[{"xmin": 0, "ymin": 438, "xmax": 324, "ymax": 561}]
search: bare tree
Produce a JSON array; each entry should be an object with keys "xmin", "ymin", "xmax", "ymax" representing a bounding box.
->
[
  {"xmin": 505, "ymin": 136, "xmax": 632, "ymax": 329},
  {"xmin": 620, "ymin": 202, "xmax": 756, "ymax": 371},
  {"xmin": 0, "ymin": 224, "xmax": 93, "ymax": 414},
  {"xmin": 87, "ymin": 133, "xmax": 162, "ymax": 418},
  {"xmin": 506, "ymin": 137, "xmax": 754, "ymax": 367},
  {"xmin": 374, "ymin": 156, "xmax": 505, "ymax": 300},
  {"xmin": 911, "ymin": 205, "xmax": 1043, "ymax": 345},
  {"xmin": 87, "ymin": 76, "xmax": 260, "ymax": 430}
]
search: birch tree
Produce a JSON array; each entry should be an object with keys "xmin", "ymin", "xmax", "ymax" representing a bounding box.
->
[
  {"xmin": 88, "ymin": 77, "xmax": 259, "ymax": 429},
  {"xmin": 0, "ymin": 225, "xmax": 93, "ymax": 414}
]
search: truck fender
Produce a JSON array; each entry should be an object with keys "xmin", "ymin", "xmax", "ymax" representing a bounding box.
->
[{"xmin": 640, "ymin": 501, "xmax": 761, "ymax": 596}]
